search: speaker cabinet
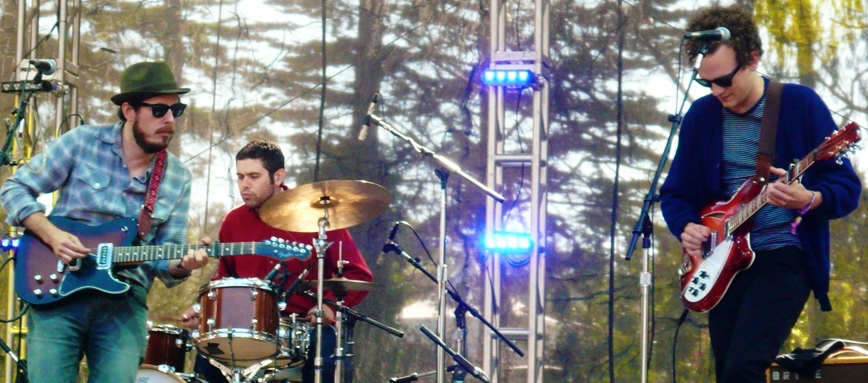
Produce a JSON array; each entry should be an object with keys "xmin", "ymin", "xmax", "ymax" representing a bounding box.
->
[{"xmin": 767, "ymin": 356, "xmax": 868, "ymax": 382}]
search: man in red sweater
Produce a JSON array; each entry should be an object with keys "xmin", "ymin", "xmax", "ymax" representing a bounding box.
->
[{"xmin": 181, "ymin": 139, "xmax": 373, "ymax": 383}]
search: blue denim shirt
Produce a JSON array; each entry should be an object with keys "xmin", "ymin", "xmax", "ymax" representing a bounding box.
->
[{"xmin": 0, "ymin": 121, "xmax": 193, "ymax": 290}]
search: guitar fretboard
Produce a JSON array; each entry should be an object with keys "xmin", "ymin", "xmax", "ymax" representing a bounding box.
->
[
  {"xmin": 728, "ymin": 144, "xmax": 830, "ymax": 231},
  {"xmin": 112, "ymin": 242, "xmax": 272, "ymax": 263}
]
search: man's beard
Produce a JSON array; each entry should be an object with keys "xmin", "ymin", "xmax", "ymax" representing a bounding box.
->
[{"xmin": 132, "ymin": 119, "xmax": 172, "ymax": 154}]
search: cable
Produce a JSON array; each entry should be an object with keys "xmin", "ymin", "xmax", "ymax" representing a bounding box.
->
[{"xmin": 671, "ymin": 309, "xmax": 689, "ymax": 383}]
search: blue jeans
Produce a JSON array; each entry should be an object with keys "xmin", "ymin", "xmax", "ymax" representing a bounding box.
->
[
  {"xmin": 26, "ymin": 284, "xmax": 148, "ymax": 383},
  {"xmin": 195, "ymin": 325, "xmax": 337, "ymax": 383}
]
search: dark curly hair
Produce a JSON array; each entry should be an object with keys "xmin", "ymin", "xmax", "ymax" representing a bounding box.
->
[
  {"xmin": 685, "ymin": 4, "xmax": 763, "ymax": 67},
  {"xmin": 236, "ymin": 139, "xmax": 285, "ymax": 182}
]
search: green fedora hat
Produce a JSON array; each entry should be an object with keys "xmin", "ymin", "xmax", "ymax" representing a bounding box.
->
[{"xmin": 110, "ymin": 61, "xmax": 190, "ymax": 105}]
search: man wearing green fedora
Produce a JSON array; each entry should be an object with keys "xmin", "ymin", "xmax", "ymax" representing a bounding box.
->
[{"xmin": 0, "ymin": 61, "xmax": 211, "ymax": 383}]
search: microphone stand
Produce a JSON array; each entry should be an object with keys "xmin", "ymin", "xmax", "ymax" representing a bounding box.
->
[
  {"xmin": 383, "ymin": 242, "xmax": 524, "ymax": 357},
  {"xmin": 299, "ymin": 290, "xmax": 404, "ymax": 383},
  {"xmin": 2, "ymin": 72, "xmax": 48, "ymax": 167},
  {"xmin": 368, "ymin": 114, "xmax": 504, "ymax": 383},
  {"xmin": 338, "ymin": 305, "xmax": 405, "ymax": 383},
  {"xmin": 389, "ymin": 371, "xmax": 437, "ymax": 382},
  {"xmin": 624, "ymin": 43, "xmax": 708, "ymax": 383},
  {"xmin": 0, "ymin": 336, "xmax": 27, "ymax": 383},
  {"xmin": 420, "ymin": 326, "xmax": 490, "ymax": 383}
]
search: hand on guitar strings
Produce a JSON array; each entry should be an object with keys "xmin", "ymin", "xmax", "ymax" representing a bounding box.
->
[
  {"xmin": 766, "ymin": 167, "xmax": 820, "ymax": 210},
  {"xmin": 681, "ymin": 222, "xmax": 711, "ymax": 258}
]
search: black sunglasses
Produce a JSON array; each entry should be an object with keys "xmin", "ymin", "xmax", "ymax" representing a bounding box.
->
[
  {"xmin": 135, "ymin": 102, "xmax": 187, "ymax": 118},
  {"xmin": 695, "ymin": 65, "xmax": 741, "ymax": 88}
]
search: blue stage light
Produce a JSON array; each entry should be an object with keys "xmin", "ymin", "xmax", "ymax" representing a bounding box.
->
[
  {"xmin": 481, "ymin": 69, "xmax": 536, "ymax": 87},
  {"xmin": 483, "ymin": 231, "xmax": 533, "ymax": 253}
]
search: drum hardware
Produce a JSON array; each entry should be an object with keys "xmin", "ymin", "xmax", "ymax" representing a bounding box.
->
[{"xmin": 255, "ymin": 179, "xmax": 395, "ymax": 383}]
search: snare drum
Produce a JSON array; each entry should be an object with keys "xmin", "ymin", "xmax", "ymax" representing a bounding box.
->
[
  {"xmin": 144, "ymin": 324, "xmax": 189, "ymax": 372},
  {"xmin": 195, "ymin": 278, "xmax": 281, "ymax": 363}
]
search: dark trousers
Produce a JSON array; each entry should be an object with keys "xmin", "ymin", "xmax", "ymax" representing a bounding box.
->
[
  {"xmin": 194, "ymin": 326, "xmax": 337, "ymax": 383},
  {"xmin": 708, "ymin": 246, "xmax": 812, "ymax": 383}
]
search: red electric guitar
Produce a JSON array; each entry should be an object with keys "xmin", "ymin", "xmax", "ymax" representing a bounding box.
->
[{"xmin": 679, "ymin": 121, "xmax": 861, "ymax": 312}]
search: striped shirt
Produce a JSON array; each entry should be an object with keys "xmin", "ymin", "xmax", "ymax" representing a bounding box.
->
[
  {"xmin": 0, "ymin": 122, "xmax": 193, "ymax": 290},
  {"xmin": 721, "ymin": 98, "xmax": 801, "ymax": 252}
]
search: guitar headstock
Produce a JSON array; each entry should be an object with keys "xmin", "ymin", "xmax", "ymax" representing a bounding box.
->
[
  {"xmin": 254, "ymin": 238, "xmax": 313, "ymax": 261},
  {"xmin": 816, "ymin": 121, "xmax": 862, "ymax": 163}
]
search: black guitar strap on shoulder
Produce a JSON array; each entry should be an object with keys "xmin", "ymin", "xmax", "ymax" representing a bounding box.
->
[{"xmin": 754, "ymin": 80, "xmax": 784, "ymax": 184}]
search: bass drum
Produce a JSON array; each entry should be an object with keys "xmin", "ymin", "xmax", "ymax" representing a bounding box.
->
[
  {"xmin": 136, "ymin": 365, "xmax": 210, "ymax": 383},
  {"xmin": 135, "ymin": 365, "xmax": 185, "ymax": 383}
]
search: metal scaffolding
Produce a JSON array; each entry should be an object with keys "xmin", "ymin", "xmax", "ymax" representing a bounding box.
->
[
  {"xmin": 4, "ymin": 0, "xmax": 81, "ymax": 381},
  {"xmin": 482, "ymin": 0, "xmax": 549, "ymax": 382}
]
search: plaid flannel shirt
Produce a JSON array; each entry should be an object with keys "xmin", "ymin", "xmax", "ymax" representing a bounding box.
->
[{"xmin": 0, "ymin": 122, "xmax": 193, "ymax": 290}]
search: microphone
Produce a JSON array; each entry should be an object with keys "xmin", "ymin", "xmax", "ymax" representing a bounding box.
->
[
  {"xmin": 357, "ymin": 92, "xmax": 379, "ymax": 141},
  {"xmin": 283, "ymin": 268, "xmax": 309, "ymax": 298},
  {"xmin": 264, "ymin": 263, "xmax": 283, "ymax": 284},
  {"xmin": 29, "ymin": 59, "xmax": 57, "ymax": 76},
  {"xmin": 683, "ymin": 26, "xmax": 731, "ymax": 42},
  {"xmin": 377, "ymin": 221, "xmax": 401, "ymax": 262}
]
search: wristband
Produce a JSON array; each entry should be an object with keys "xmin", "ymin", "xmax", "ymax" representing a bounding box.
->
[{"xmin": 790, "ymin": 191, "xmax": 816, "ymax": 234}]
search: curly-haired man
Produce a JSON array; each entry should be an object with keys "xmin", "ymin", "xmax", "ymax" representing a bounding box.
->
[{"xmin": 660, "ymin": 4, "xmax": 860, "ymax": 382}]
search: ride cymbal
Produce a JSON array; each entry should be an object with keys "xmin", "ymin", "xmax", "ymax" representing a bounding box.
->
[{"xmin": 259, "ymin": 180, "xmax": 391, "ymax": 232}]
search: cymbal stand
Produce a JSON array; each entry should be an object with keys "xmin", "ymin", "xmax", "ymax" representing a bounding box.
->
[
  {"xmin": 312, "ymin": 206, "xmax": 334, "ymax": 383},
  {"xmin": 368, "ymin": 114, "xmax": 505, "ymax": 383},
  {"xmin": 333, "ymin": 293, "xmax": 354, "ymax": 383},
  {"xmin": 334, "ymin": 246, "xmax": 347, "ymax": 382}
]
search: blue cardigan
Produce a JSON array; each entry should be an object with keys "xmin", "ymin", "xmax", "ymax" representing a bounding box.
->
[{"xmin": 659, "ymin": 78, "xmax": 861, "ymax": 311}]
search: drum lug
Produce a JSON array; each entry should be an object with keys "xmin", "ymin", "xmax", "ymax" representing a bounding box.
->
[
  {"xmin": 193, "ymin": 303, "xmax": 200, "ymax": 313},
  {"xmin": 207, "ymin": 318, "xmax": 215, "ymax": 332},
  {"xmin": 250, "ymin": 318, "xmax": 258, "ymax": 330},
  {"xmin": 251, "ymin": 289, "xmax": 258, "ymax": 301},
  {"xmin": 207, "ymin": 290, "xmax": 216, "ymax": 300},
  {"xmin": 278, "ymin": 301, "xmax": 287, "ymax": 311}
]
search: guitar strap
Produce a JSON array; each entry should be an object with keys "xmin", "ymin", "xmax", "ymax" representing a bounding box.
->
[
  {"xmin": 137, "ymin": 149, "xmax": 168, "ymax": 241},
  {"xmin": 755, "ymin": 80, "xmax": 784, "ymax": 183}
]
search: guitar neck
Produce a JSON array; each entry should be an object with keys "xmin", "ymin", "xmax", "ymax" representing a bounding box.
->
[
  {"xmin": 112, "ymin": 242, "xmax": 266, "ymax": 264},
  {"xmin": 729, "ymin": 154, "xmax": 817, "ymax": 231}
]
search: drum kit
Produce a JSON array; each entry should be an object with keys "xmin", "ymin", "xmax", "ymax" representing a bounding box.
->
[{"xmin": 136, "ymin": 180, "xmax": 401, "ymax": 383}]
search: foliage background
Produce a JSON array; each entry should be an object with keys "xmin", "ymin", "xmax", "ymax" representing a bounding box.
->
[{"xmin": 0, "ymin": 0, "xmax": 866, "ymax": 382}]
